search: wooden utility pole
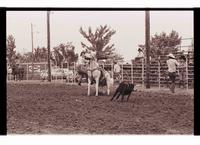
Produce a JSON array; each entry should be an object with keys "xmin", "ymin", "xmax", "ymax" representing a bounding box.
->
[
  {"xmin": 31, "ymin": 23, "xmax": 34, "ymax": 78},
  {"xmin": 47, "ymin": 11, "xmax": 51, "ymax": 82},
  {"xmin": 145, "ymin": 10, "xmax": 150, "ymax": 88}
]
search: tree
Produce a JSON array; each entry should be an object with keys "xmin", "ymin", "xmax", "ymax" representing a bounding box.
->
[
  {"xmin": 23, "ymin": 52, "xmax": 33, "ymax": 63},
  {"xmin": 139, "ymin": 30, "xmax": 182, "ymax": 59},
  {"xmin": 104, "ymin": 53, "xmax": 124, "ymax": 64},
  {"xmin": 50, "ymin": 42, "xmax": 78, "ymax": 67},
  {"xmin": 33, "ymin": 46, "xmax": 47, "ymax": 62},
  {"xmin": 6, "ymin": 35, "xmax": 16, "ymax": 65},
  {"xmin": 79, "ymin": 25, "xmax": 123, "ymax": 61},
  {"xmin": 15, "ymin": 53, "xmax": 27, "ymax": 63},
  {"xmin": 51, "ymin": 46, "xmax": 64, "ymax": 67}
]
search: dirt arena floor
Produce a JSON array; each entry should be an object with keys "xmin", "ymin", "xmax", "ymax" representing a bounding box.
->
[{"xmin": 7, "ymin": 81, "xmax": 194, "ymax": 134}]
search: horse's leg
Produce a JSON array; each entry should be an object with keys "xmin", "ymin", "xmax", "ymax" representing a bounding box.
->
[
  {"xmin": 78, "ymin": 74, "xmax": 82, "ymax": 85},
  {"xmin": 88, "ymin": 78, "xmax": 91, "ymax": 96},
  {"xmin": 87, "ymin": 71, "xmax": 92, "ymax": 96},
  {"xmin": 21, "ymin": 70, "xmax": 24, "ymax": 80},
  {"xmin": 21, "ymin": 70, "xmax": 24, "ymax": 81},
  {"xmin": 19, "ymin": 72, "xmax": 21, "ymax": 81},
  {"xmin": 17, "ymin": 73, "xmax": 19, "ymax": 81},
  {"xmin": 106, "ymin": 78, "xmax": 110, "ymax": 96},
  {"xmin": 15, "ymin": 74, "xmax": 18, "ymax": 81},
  {"xmin": 95, "ymin": 77, "xmax": 99, "ymax": 96}
]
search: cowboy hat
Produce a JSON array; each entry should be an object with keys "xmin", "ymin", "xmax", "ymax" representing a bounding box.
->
[
  {"xmin": 179, "ymin": 55, "xmax": 186, "ymax": 61},
  {"xmin": 138, "ymin": 48, "xmax": 143, "ymax": 52},
  {"xmin": 167, "ymin": 53, "xmax": 175, "ymax": 59}
]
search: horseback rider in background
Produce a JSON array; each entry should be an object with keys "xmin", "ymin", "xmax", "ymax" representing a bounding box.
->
[
  {"xmin": 11, "ymin": 56, "xmax": 24, "ymax": 81},
  {"xmin": 77, "ymin": 50, "xmax": 99, "ymax": 86},
  {"xmin": 113, "ymin": 60, "xmax": 121, "ymax": 83},
  {"xmin": 77, "ymin": 51, "xmax": 89, "ymax": 86}
]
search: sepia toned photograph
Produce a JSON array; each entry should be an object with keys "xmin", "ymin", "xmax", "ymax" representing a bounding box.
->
[{"xmin": 6, "ymin": 10, "xmax": 194, "ymax": 134}]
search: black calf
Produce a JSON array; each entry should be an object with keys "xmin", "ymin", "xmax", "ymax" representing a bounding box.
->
[{"xmin": 111, "ymin": 81, "xmax": 135, "ymax": 102}]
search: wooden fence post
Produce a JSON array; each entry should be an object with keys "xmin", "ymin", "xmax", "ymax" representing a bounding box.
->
[
  {"xmin": 73, "ymin": 62, "xmax": 76, "ymax": 84},
  {"xmin": 111, "ymin": 61, "xmax": 114, "ymax": 79},
  {"xmin": 26, "ymin": 63, "xmax": 28, "ymax": 81},
  {"xmin": 158, "ymin": 60, "xmax": 160, "ymax": 89},
  {"xmin": 62, "ymin": 62, "xmax": 64, "ymax": 82},
  {"xmin": 142, "ymin": 58, "xmax": 144, "ymax": 89},
  {"xmin": 121, "ymin": 64, "xmax": 124, "ymax": 81},
  {"xmin": 186, "ymin": 55, "xmax": 189, "ymax": 91},
  {"xmin": 67, "ymin": 62, "xmax": 69, "ymax": 84},
  {"xmin": 6, "ymin": 63, "xmax": 8, "ymax": 81},
  {"xmin": 131, "ymin": 63, "xmax": 133, "ymax": 84}
]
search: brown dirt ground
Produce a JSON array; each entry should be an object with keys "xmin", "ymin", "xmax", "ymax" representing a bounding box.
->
[{"xmin": 7, "ymin": 81, "xmax": 193, "ymax": 134}]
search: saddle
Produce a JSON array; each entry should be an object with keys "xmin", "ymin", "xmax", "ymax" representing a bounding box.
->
[
  {"xmin": 90, "ymin": 69, "xmax": 107, "ymax": 86},
  {"xmin": 99, "ymin": 70, "xmax": 107, "ymax": 85}
]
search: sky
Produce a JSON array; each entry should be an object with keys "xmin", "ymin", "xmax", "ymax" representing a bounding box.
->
[{"xmin": 6, "ymin": 11, "xmax": 193, "ymax": 62}]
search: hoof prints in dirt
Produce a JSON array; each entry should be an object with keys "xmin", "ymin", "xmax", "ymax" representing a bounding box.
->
[{"xmin": 7, "ymin": 83, "xmax": 193, "ymax": 134}]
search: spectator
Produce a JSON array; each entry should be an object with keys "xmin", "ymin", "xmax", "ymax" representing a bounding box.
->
[
  {"xmin": 166, "ymin": 53, "xmax": 179, "ymax": 93},
  {"xmin": 77, "ymin": 51, "xmax": 89, "ymax": 86},
  {"xmin": 137, "ymin": 48, "xmax": 144, "ymax": 58},
  {"xmin": 113, "ymin": 61, "xmax": 121, "ymax": 83}
]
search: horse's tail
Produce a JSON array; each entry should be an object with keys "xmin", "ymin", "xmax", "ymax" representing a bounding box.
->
[{"xmin": 98, "ymin": 67, "xmax": 109, "ymax": 77}]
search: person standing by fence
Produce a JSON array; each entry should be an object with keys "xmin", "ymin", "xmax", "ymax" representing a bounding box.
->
[
  {"xmin": 166, "ymin": 53, "xmax": 179, "ymax": 93},
  {"xmin": 77, "ymin": 51, "xmax": 89, "ymax": 86},
  {"xmin": 113, "ymin": 61, "xmax": 121, "ymax": 83}
]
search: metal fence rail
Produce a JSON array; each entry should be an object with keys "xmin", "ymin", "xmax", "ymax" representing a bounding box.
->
[{"xmin": 7, "ymin": 59, "xmax": 193, "ymax": 89}]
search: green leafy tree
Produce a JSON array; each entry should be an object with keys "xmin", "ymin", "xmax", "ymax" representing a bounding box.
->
[
  {"xmin": 79, "ymin": 25, "xmax": 123, "ymax": 61},
  {"xmin": 6, "ymin": 35, "xmax": 16, "ymax": 65},
  {"xmin": 139, "ymin": 30, "xmax": 182, "ymax": 59},
  {"xmin": 50, "ymin": 42, "xmax": 78, "ymax": 67}
]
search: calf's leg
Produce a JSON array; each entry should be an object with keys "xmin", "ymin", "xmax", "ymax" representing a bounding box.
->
[{"xmin": 111, "ymin": 90, "xmax": 119, "ymax": 101}]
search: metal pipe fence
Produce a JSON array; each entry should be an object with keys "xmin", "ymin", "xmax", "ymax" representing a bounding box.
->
[{"xmin": 7, "ymin": 59, "xmax": 194, "ymax": 89}]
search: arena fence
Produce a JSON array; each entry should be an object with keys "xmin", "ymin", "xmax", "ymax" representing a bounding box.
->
[
  {"xmin": 7, "ymin": 62, "xmax": 77, "ymax": 83},
  {"xmin": 7, "ymin": 55, "xmax": 194, "ymax": 90}
]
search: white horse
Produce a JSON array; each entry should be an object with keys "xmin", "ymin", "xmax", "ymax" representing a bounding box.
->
[{"xmin": 87, "ymin": 57, "xmax": 113, "ymax": 96}]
